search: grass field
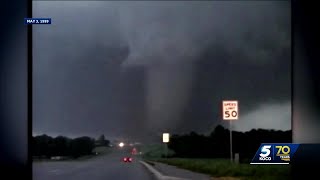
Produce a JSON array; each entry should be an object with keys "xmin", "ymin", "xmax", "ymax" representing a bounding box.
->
[{"xmin": 151, "ymin": 158, "xmax": 291, "ymax": 180}]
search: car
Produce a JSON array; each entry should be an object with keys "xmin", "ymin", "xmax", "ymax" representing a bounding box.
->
[{"xmin": 122, "ymin": 157, "xmax": 133, "ymax": 163}]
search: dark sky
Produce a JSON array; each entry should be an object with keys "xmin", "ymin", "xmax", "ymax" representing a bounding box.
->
[{"xmin": 33, "ymin": 1, "xmax": 291, "ymax": 142}]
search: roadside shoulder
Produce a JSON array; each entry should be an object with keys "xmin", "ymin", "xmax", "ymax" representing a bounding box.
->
[{"xmin": 140, "ymin": 160, "xmax": 211, "ymax": 180}]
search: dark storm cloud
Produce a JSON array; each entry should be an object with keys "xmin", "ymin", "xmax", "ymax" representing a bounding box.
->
[
  {"xmin": 33, "ymin": 1, "xmax": 291, "ymax": 141},
  {"xmin": 120, "ymin": 1, "xmax": 290, "ymax": 67},
  {"xmin": 33, "ymin": 1, "xmax": 134, "ymax": 139},
  {"xmin": 117, "ymin": 1, "xmax": 291, "ymax": 134}
]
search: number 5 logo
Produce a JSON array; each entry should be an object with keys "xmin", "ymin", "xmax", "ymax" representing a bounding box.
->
[{"xmin": 260, "ymin": 145, "xmax": 271, "ymax": 157}]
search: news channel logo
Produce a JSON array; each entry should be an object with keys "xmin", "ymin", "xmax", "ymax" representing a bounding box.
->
[{"xmin": 250, "ymin": 143, "xmax": 300, "ymax": 164}]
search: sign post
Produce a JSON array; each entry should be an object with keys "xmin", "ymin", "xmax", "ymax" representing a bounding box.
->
[
  {"xmin": 163, "ymin": 133, "xmax": 170, "ymax": 158},
  {"xmin": 222, "ymin": 100, "xmax": 239, "ymax": 163}
]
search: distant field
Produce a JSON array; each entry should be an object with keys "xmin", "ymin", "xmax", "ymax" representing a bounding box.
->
[
  {"xmin": 33, "ymin": 146, "xmax": 112, "ymax": 162},
  {"xmin": 73, "ymin": 146, "xmax": 113, "ymax": 161},
  {"xmin": 152, "ymin": 158, "xmax": 291, "ymax": 180},
  {"xmin": 93, "ymin": 146, "xmax": 113, "ymax": 155}
]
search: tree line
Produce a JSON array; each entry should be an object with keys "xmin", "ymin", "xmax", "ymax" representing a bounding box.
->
[
  {"xmin": 167, "ymin": 125, "xmax": 292, "ymax": 162},
  {"xmin": 33, "ymin": 134, "xmax": 110, "ymax": 159}
]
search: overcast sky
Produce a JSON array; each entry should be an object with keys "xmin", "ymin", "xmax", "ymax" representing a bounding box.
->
[{"xmin": 33, "ymin": 1, "xmax": 291, "ymax": 142}]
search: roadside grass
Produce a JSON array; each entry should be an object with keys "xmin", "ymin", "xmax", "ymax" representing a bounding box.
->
[
  {"xmin": 151, "ymin": 158, "xmax": 291, "ymax": 180},
  {"xmin": 141, "ymin": 143, "xmax": 175, "ymax": 159}
]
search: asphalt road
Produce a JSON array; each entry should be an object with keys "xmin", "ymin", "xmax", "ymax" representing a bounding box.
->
[{"xmin": 33, "ymin": 149, "xmax": 155, "ymax": 180}]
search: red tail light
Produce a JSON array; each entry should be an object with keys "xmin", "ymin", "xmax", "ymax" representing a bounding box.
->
[
  {"xmin": 123, "ymin": 157, "xmax": 127, "ymax": 162},
  {"xmin": 128, "ymin": 157, "xmax": 133, "ymax": 162}
]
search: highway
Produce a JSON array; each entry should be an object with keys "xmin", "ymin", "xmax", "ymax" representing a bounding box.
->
[{"xmin": 33, "ymin": 149, "xmax": 155, "ymax": 180}]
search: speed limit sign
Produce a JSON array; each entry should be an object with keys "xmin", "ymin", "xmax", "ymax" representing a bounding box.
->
[{"xmin": 223, "ymin": 100, "xmax": 238, "ymax": 120}]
